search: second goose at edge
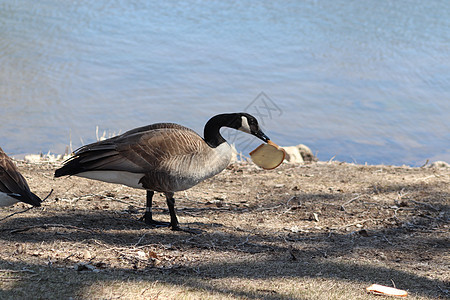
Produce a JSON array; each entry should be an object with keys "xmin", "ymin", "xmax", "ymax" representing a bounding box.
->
[{"xmin": 0, "ymin": 147, "xmax": 42, "ymax": 207}]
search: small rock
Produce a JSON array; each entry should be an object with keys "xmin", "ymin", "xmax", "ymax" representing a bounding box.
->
[
  {"xmin": 289, "ymin": 226, "xmax": 300, "ymax": 233},
  {"xmin": 399, "ymin": 200, "xmax": 408, "ymax": 207},
  {"xmin": 206, "ymin": 199, "xmax": 223, "ymax": 207},
  {"xmin": 148, "ymin": 251, "xmax": 158, "ymax": 259},
  {"xmin": 74, "ymin": 263, "xmax": 88, "ymax": 271},
  {"xmin": 358, "ymin": 229, "xmax": 370, "ymax": 237},
  {"xmin": 14, "ymin": 244, "xmax": 25, "ymax": 255},
  {"xmin": 281, "ymin": 144, "xmax": 317, "ymax": 163},
  {"xmin": 74, "ymin": 262, "xmax": 99, "ymax": 272},
  {"xmin": 93, "ymin": 262, "xmax": 107, "ymax": 269},
  {"xmin": 282, "ymin": 146, "xmax": 304, "ymax": 163},
  {"xmin": 24, "ymin": 154, "xmax": 43, "ymax": 163},
  {"xmin": 297, "ymin": 144, "xmax": 317, "ymax": 162},
  {"xmin": 83, "ymin": 250, "xmax": 92, "ymax": 260},
  {"xmin": 377, "ymin": 252, "xmax": 388, "ymax": 260},
  {"xmin": 428, "ymin": 161, "xmax": 450, "ymax": 168},
  {"xmin": 127, "ymin": 205, "xmax": 139, "ymax": 214},
  {"xmin": 137, "ymin": 251, "xmax": 146, "ymax": 259},
  {"xmin": 310, "ymin": 213, "xmax": 320, "ymax": 222}
]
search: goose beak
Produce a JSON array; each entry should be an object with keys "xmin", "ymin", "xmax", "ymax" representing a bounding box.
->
[{"xmin": 254, "ymin": 130, "xmax": 270, "ymax": 143}]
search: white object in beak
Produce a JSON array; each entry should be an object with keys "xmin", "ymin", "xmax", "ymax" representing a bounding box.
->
[{"xmin": 249, "ymin": 140, "xmax": 286, "ymax": 170}]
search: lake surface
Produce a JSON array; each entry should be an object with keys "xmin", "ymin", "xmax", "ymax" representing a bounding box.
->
[{"xmin": 1, "ymin": 0, "xmax": 449, "ymax": 166}]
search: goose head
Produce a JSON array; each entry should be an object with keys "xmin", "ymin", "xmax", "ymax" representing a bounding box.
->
[
  {"xmin": 204, "ymin": 113, "xmax": 271, "ymax": 148},
  {"xmin": 232, "ymin": 113, "xmax": 270, "ymax": 143}
]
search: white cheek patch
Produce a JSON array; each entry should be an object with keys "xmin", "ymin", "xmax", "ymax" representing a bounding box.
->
[{"xmin": 238, "ymin": 116, "xmax": 251, "ymax": 133}]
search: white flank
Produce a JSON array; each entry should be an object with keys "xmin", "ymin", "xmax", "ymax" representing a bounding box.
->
[
  {"xmin": 77, "ymin": 171, "xmax": 145, "ymax": 189},
  {"xmin": 0, "ymin": 192, "xmax": 19, "ymax": 207},
  {"xmin": 238, "ymin": 116, "xmax": 251, "ymax": 133}
]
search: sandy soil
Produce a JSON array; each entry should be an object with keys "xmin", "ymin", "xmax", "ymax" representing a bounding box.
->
[{"xmin": 0, "ymin": 160, "xmax": 448, "ymax": 299}]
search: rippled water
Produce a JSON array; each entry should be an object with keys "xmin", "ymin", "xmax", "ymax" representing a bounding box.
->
[{"xmin": 0, "ymin": 0, "xmax": 449, "ymax": 166}]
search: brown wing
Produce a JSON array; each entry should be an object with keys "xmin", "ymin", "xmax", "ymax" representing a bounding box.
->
[
  {"xmin": 117, "ymin": 126, "xmax": 209, "ymax": 172},
  {"xmin": 55, "ymin": 123, "xmax": 211, "ymax": 176},
  {"xmin": 0, "ymin": 147, "xmax": 42, "ymax": 206}
]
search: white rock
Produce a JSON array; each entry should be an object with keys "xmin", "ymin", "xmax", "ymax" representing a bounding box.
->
[
  {"xmin": 296, "ymin": 144, "xmax": 316, "ymax": 162},
  {"xmin": 428, "ymin": 161, "xmax": 450, "ymax": 168},
  {"xmin": 282, "ymin": 146, "xmax": 304, "ymax": 163},
  {"xmin": 281, "ymin": 144, "xmax": 316, "ymax": 163},
  {"xmin": 137, "ymin": 250, "xmax": 147, "ymax": 258}
]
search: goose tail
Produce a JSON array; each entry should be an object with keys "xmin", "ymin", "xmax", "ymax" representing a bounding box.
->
[{"xmin": 54, "ymin": 147, "xmax": 121, "ymax": 178}]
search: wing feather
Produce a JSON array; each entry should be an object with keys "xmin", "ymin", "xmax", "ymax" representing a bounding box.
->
[
  {"xmin": 56, "ymin": 123, "xmax": 211, "ymax": 176},
  {"xmin": 0, "ymin": 147, "xmax": 42, "ymax": 206}
]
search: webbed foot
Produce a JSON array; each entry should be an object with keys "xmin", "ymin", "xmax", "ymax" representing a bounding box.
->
[{"xmin": 139, "ymin": 214, "xmax": 170, "ymax": 228}]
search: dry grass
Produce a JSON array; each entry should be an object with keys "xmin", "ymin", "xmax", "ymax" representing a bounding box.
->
[{"xmin": 0, "ymin": 160, "xmax": 448, "ymax": 299}]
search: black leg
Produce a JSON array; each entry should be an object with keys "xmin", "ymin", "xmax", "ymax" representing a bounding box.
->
[
  {"xmin": 139, "ymin": 191, "xmax": 170, "ymax": 227},
  {"xmin": 164, "ymin": 192, "xmax": 202, "ymax": 234},
  {"xmin": 164, "ymin": 192, "xmax": 180, "ymax": 230}
]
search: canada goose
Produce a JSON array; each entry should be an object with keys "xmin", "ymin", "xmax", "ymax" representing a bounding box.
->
[
  {"xmin": 55, "ymin": 113, "xmax": 271, "ymax": 231},
  {"xmin": 0, "ymin": 147, "xmax": 42, "ymax": 207}
]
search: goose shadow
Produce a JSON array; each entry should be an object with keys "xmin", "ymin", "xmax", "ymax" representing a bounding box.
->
[
  {"xmin": 0, "ymin": 181, "xmax": 448, "ymax": 299},
  {"xmin": 0, "ymin": 211, "xmax": 448, "ymax": 299}
]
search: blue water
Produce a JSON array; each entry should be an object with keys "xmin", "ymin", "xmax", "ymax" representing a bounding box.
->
[{"xmin": 0, "ymin": 0, "xmax": 449, "ymax": 166}]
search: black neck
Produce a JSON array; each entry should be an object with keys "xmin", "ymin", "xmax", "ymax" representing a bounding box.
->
[{"xmin": 203, "ymin": 114, "xmax": 237, "ymax": 148}]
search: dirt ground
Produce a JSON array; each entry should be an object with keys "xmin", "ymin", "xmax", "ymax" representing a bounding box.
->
[{"xmin": 0, "ymin": 159, "xmax": 449, "ymax": 299}]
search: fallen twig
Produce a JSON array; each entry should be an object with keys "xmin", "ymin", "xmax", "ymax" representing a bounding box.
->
[
  {"xmin": 57, "ymin": 193, "xmax": 96, "ymax": 203},
  {"xmin": 437, "ymin": 284, "xmax": 449, "ymax": 295},
  {"xmin": 286, "ymin": 196, "xmax": 298, "ymax": 207},
  {"xmin": 414, "ymin": 173, "xmax": 444, "ymax": 181},
  {"xmin": 0, "ymin": 269, "xmax": 36, "ymax": 274},
  {"xmin": 288, "ymin": 246, "xmax": 297, "ymax": 260},
  {"xmin": 8, "ymin": 224, "xmax": 94, "ymax": 234},
  {"xmin": 152, "ymin": 206, "xmax": 234, "ymax": 212},
  {"xmin": 0, "ymin": 206, "xmax": 35, "ymax": 222},
  {"xmin": 410, "ymin": 200, "xmax": 439, "ymax": 211},
  {"xmin": 255, "ymin": 204, "xmax": 283, "ymax": 212},
  {"xmin": 340, "ymin": 194, "xmax": 361, "ymax": 211},
  {"xmin": 420, "ymin": 214, "xmax": 447, "ymax": 223},
  {"xmin": 382, "ymin": 235, "xmax": 394, "ymax": 245},
  {"xmin": 236, "ymin": 236, "xmax": 249, "ymax": 247},
  {"xmin": 337, "ymin": 218, "xmax": 386, "ymax": 230},
  {"xmin": 134, "ymin": 233, "xmax": 147, "ymax": 247},
  {"xmin": 420, "ymin": 159, "xmax": 429, "ymax": 168}
]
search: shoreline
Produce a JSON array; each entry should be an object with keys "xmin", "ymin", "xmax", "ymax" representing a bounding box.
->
[{"xmin": 13, "ymin": 150, "xmax": 450, "ymax": 169}]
